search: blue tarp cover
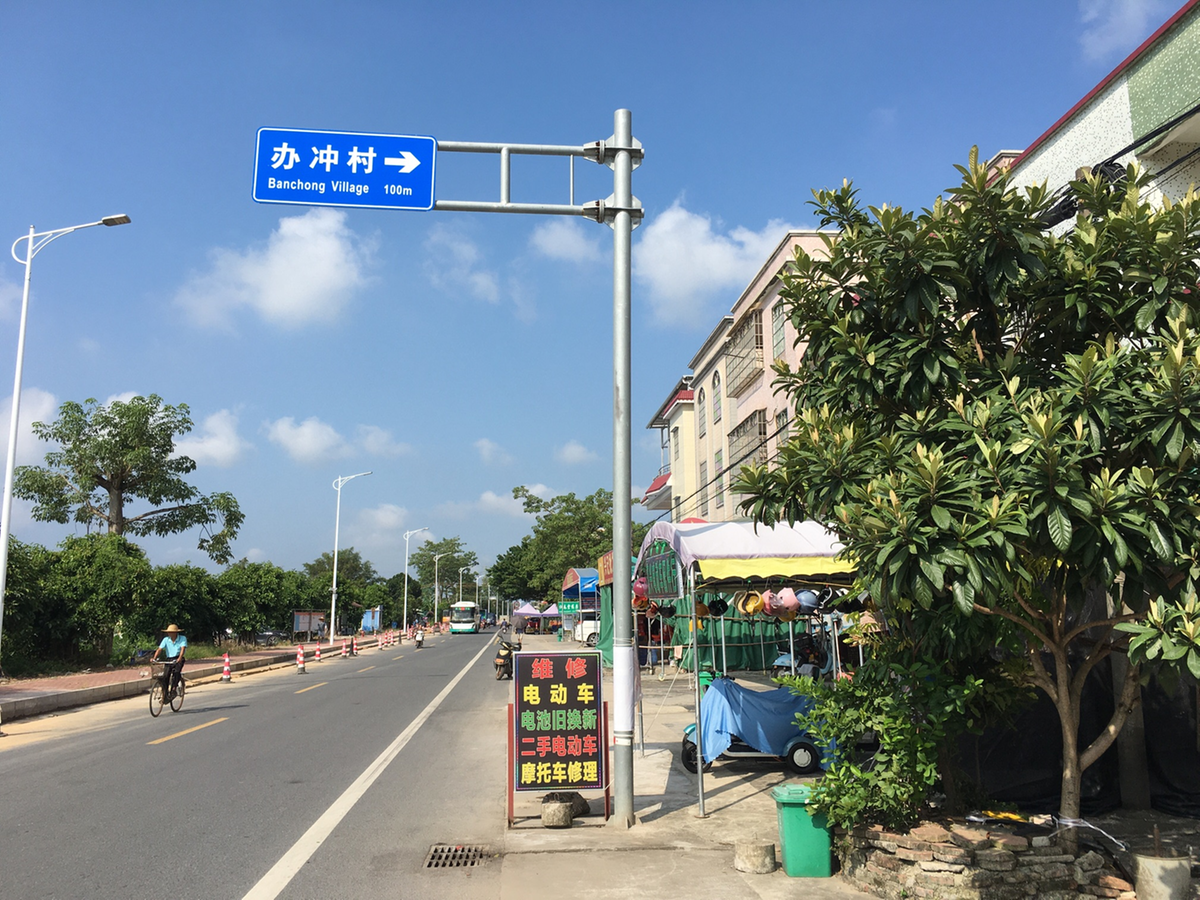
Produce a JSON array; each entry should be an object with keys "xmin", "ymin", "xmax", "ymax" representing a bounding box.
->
[
  {"xmin": 561, "ymin": 567, "xmax": 600, "ymax": 599},
  {"xmin": 700, "ymin": 677, "xmax": 813, "ymax": 763}
]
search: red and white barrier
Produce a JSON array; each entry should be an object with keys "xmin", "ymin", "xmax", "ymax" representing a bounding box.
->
[
  {"xmin": 315, "ymin": 644, "xmax": 321, "ymax": 663},
  {"xmin": 352, "ymin": 636, "xmax": 359, "ymax": 656},
  {"xmin": 341, "ymin": 639, "xmax": 348, "ymax": 658},
  {"xmin": 296, "ymin": 644, "xmax": 306, "ymax": 674},
  {"xmin": 221, "ymin": 651, "xmax": 232, "ymax": 683}
]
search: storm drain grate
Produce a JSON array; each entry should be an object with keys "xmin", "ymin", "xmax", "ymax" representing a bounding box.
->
[{"xmin": 423, "ymin": 844, "xmax": 489, "ymax": 869}]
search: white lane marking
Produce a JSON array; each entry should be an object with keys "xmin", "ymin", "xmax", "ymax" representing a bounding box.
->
[{"xmin": 240, "ymin": 639, "xmax": 493, "ymax": 900}]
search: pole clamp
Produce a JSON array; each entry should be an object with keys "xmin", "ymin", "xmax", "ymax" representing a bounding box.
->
[
  {"xmin": 583, "ymin": 195, "xmax": 644, "ymax": 228},
  {"xmin": 582, "ymin": 135, "xmax": 644, "ymax": 170}
]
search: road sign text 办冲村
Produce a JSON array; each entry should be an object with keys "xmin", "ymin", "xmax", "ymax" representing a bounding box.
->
[
  {"xmin": 252, "ymin": 127, "xmax": 436, "ymax": 212},
  {"xmin": 512, "ymin": 651, "xmax": 604, "ymax": 791}
]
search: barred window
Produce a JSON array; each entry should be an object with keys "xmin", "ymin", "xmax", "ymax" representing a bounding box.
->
[
  {"xmin": 672, "ymin": 426, "xmax": 680, "ymax": 461},
  {"xmin": 772, "ymin": 301, "xmax": 787, "ymax": 361},
  {"xmin": 725, "ymin": 311, "xmax": 763, "ymax": 396},
  {"xmin": 728, "ymin": 409, "xmax": 768, "ymax": 467},
  {"xmin": 699, "ymin": 461, "xmax": 709, "ymax": 517},
  {"xmin": 775, "ymin": 409, "xmax": 790, "ymax": 444},
  {"xmin": 712, "ymin": 372, "xmax": 722, "ymax": 423},
  {"xmin": 697, "ymin": 387, "xmax": 707, "ymax": 438},
  {"xmin": 714, "ymin": 449, "xmax": 724, "ymax": 509}
]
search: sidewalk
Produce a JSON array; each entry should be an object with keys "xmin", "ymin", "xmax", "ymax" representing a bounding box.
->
[
  {"xmin": 499, "ymin": 634, "xmax": 869, "ymax": 900},
  {"xmin": 0, "ymin": 634, "xmax": 391, "ymax": 723}
]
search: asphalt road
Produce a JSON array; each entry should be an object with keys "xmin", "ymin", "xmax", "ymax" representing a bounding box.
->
[{"xmin": 0, "ymin": 630, "xmax": 511, "ymax": 900}]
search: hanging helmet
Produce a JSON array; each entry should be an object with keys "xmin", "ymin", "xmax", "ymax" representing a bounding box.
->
[{"xmin": 633, "ymin": 576, "xmax": 648, "ymax": 597}]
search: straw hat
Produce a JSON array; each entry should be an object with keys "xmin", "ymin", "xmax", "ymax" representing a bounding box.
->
[{"xmin": 163, "ymin": 624, "xmax": 183, "ymax": 635}]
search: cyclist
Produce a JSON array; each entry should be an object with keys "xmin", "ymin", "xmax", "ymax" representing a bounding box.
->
[{"xmin": 151, "ymin": 624, "xmax": 187, "ymax": 698}]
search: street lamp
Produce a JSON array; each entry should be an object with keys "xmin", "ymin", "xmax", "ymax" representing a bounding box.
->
[
  {"xmin": 330, "ymin": 471, "xmax": 372, "ymax": 645},
  {"xmin": 433, "ymin": 552, "xmax": 448, "ymax": 628},
  {"xmin": 459, "ymin": 566, "xmax": 472, "ymax": 605},
  {"xmin": 402, "ymin": 526, "xmax": 428, "ymax": 633},
  {"xmin": 0, "ymin": 215, "xmax": 131, "ymax": 669}
]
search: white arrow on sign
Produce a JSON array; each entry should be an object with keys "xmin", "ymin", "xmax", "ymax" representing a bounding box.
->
[{"xmin": 383, "ymin": 151, "xmax": 421, "ymax": 174}]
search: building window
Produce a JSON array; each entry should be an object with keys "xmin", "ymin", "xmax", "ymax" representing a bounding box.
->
[
  {"xmin": 728, "ymin": 409, "xmax": 769, "ymax": 468},
  {"xmin": 712, "ymin": 372, "xmax": 722, "ymax": 424},
  {"xmin": 699, "ymin": 461, "xmax": 709, "ymax": 517},
  {"xmin": 772, "ymin": 300, "xmax": 787, "ymax": 361},
  {"xmin": 714, "ymin": 449, "xmax": 724, "ymax": 509},
  {"xmin": 697, "ymin": 387, "xmax": 707, "ymax": 438},
  {"xmin": 775, "ymin": 409, "xmax": 790, "ymax": 444},
  {"xmin": 726, "ymin": 311, "xmax": 763, "ymax": 396},
  {"xmin": 672, "ymin": 426, "xmax": 680, "ymax": 461},
  {"xmin": 673, "ymin": 496, "xmax": 681, "ymax": 522}
]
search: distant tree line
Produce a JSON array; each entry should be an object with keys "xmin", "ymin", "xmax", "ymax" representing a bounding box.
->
[{"xmin": 0, "ymin": 536, "xmax": 421, "ymax": 677}]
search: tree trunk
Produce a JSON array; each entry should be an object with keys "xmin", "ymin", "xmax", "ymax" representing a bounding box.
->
[{"xmin": 108, "ymin": 486, "xmax": 124, "ymax": 535}]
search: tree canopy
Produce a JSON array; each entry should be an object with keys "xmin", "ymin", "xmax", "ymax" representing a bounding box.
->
[
  {"xmin": 409, "ymin": 536, "xmax": 476, "ymax": 615},
  {"xmin": 14, "ymin": 395, "xmax": 243, "ymax": 564},
  {"xmin": 734, "ymin": 155, "xmax": 1200, "ymax": 829},
  {"xmin": 488, "ymin": 487, "xmax": 649, "ymax": 605}
]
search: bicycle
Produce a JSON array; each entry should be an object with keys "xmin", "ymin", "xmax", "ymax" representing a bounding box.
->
[{"xmin": 148, "ymin": 660, "xmax": 186, "ymax": 717}]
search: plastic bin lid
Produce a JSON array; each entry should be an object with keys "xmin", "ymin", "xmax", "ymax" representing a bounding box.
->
[{"xmin": 772, "ymin": 783, "xmax": 813, "ymax": 804}]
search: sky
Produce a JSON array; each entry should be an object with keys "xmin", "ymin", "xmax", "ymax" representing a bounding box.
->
[{"xmin": 0, "ymin": 0, "xmax": 1184, "ymax": 580}]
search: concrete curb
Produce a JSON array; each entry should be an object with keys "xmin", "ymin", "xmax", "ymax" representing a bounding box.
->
[{"xmin": 0, "ymin": 636, "xmax": 390, "ymax": 723}]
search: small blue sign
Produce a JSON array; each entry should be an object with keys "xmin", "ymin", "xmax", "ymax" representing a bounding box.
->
[{"xmin": 253, "ymin": 127, "xmax": 436, "ymax": 211}]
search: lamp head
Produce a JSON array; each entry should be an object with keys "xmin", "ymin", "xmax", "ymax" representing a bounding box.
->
[{"xmin": 101, "ymin": 214, "xmax": 131, "ymax": 227}]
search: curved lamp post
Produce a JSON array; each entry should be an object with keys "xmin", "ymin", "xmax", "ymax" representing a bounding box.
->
[
  {"xmin": 459, "ymin": 567, "xmax": 472, "ymax": 604},
  {"xmin": 0, "ymin": 215, "xmax": 131, "ymax": 670},
  {"xmin": 330, "ymin": 471, "xmax": 372, "ymax": 644},
  {"xmin": 402, "ymin": 526, "xmax": 427, "ymax": 633}
]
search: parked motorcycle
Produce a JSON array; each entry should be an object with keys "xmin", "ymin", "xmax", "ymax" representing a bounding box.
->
[{"xmin": 494, "ymin": 634, "xmax": 520, "ymax": 680}]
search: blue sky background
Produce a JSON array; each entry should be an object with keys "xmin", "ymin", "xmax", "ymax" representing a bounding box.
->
[{"xmin": 0, "ymin": 0, "xmax": 1183, "ymax": 578}]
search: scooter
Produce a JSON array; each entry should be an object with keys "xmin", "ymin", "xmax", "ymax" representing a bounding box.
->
[
  {"xmin": 414, "ymin": 630, "xmax": 425, "ymax": 649},
  {"xmin": 494, "ymin": 634, "xmax": 520, "ymax": 680}
]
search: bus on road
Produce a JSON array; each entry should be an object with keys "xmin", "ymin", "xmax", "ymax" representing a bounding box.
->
[{"xmin": 449, "ymin": 601, "xmax": 480, "ymax": 634}]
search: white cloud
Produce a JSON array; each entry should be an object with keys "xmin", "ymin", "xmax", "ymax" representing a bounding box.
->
[
  {"xmin": 175, "ymin": 410, "xmax": 251, "ymax": 467},
  {"xmin": 0, "ymin": 274, "xmax": 20, "ymax": 319},
  {"xmin": 634, "ymin": 201, "xmax": 799, "ymax": 325},
  {"xmin": 424, "ymin": 225, "xmax": 500, "ymax": 303},
  {"xmin": 1078, "ymin": 0, "xmax": 1171, "ymax": 62},
  {"xmin": 105, "ymin": 391, "xmax": 140, "ymax": 407},
  {"xmin": 475, "ymin": 437, "xmax": 513, "ymax": 465},
  {"xmin": 530, "ymin": 219, "xmax": 603, "ymax": 263},
  {"xmin": 0, "ymin": 387, "xmax": 58, "ymax": 465},
  {"xmin": 436, "ymin": 483, "xmax": 551, "ymax": 519},
  {"xmin": 357, "ymin": 425, "xmax": 411, "ymax": 458},
  {"xmin": 266, "ymin": 416, "xmax": 352, "ymax": 464},
  {"xmin": 478, "ymin": 490, "xmax": 527, "ymax": 516},
  {"xmin": 555, "ymin": 440, "xmax": 598, "ymax": 465},
  {"xmin": 175, "ymin": 208, "xmax": 374, "ymax": 329},
  {"xmin": 243, "ymin": 547, "xmax": 267, "ymax": 562}
]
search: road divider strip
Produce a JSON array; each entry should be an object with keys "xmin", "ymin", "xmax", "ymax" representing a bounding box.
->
[
  {"xmin": 240, "ymin": 639, "xmax": 494, "ymax": 900},
  {"xmin": 147, "ymin": 716, "xmax": 229, "ymax": 745},
  {"xmin": 295, "ymin": 682, "xmax": 328, "ymax": 695}
]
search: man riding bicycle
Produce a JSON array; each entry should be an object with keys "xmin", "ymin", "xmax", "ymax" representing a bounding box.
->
[{"xmin": 151, "ymin": 624, "xmax": 187, "ymax": 697}]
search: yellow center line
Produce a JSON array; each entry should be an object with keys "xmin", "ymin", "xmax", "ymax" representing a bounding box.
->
[
  {"xmin": 295, "ymin": 681, "xmax": 328, "ymax": 694},
  {"xmin": 148, "ymin": 717, "xmax": 229, "ymax": 745},
  {"xmin": 393, "ymin": 655, "xmax": 404, "ymax": 660},
  {"xmin": 357, "ymin": 665, "xmax": 376, "ymax": 673}
]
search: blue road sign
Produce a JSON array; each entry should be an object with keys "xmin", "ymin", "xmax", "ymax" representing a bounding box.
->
[{"xmin": 253, "ymin": 127, "xmax": 436, "ymax": 211}]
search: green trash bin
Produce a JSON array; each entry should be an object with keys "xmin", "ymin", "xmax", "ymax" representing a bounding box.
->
[
  {"xmin": 772, "ymin": 783, "xmax": 831, "ymax": 877},
  {"xmin": 698, "ymin": 670, "xmax": 715, "ymax": 696}
]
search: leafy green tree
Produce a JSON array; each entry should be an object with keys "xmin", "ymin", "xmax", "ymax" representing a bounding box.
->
[
  {"xmin": 489, "ymin": 488, "xmax": 649, "ymax": 606},
  {"xmin": 0, "ymin": 538, "xmax": 65, "ymax": 674},
  {"xmin": 303, "ymin": 547, "xmax": 382, "ymax": 633},
  {"xmin": 409, "ymin": 536, "xmax": 477, "ymax": 616},
  {"xmin": 14, "ymin": 395, "xmax": 243, "ymax": 564},
  {"xmin": 734, "ymin": 157, "xmax": 1200, "ymax": 839},
  {"xmin": 45, "ymin": 534, "xmax": 152, "ymax": 658},
  {"xmin": 128, "ymin": 564, "xmax": 220, "ymax": 644},
  {"xmin": 217, "ymin": 560, "xmax": 306, "ymax": 638},
  {"xmin": 384, "ymin": 572, "xmax": 420, "ymax": 623}
]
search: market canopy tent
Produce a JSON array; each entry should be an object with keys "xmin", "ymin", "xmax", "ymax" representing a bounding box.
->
[
  {"xmin": 560, "ymin": 568, "xmax": 600, "ymax": 613},
  {"xmin": 635, "ymin": 520, "xmax": 853, "ymax": 593},
  {"xmin": 513, "ymin": 602, "xmax": 540, "ymax": 617}
]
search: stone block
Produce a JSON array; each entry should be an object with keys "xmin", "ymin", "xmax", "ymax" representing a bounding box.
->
[
  {"xmin": 974, "ymin": 848, "xmax": 1017, "ymax": 871},
  {"xmin": 918, "ymin": 859, "xmax": 965, "ymax": 873},
  {"xmin": 1000, "ymin": 870, "xmax": 1030, "ymax": 883},
  {"xmin": 896, "ymin": 847, "xmax": 935, "ymax": 862},
  {"xmin": 911, "ymin": 822, "xmax": 953, "ymax": 844},
  {"xmin": 1020, "ymin": 853, "xmax": 1074, "ymax": 865},
  {"xmin": 1030, "ymin": 835, "xmax": 1052, "ymax": 848},
  {"xmin": 870, "ymin": 839, "xmax": 899, "ymax": 853},
  {"xmin": 1076, "ymin": 850, "xmax": 1104, "ymax": 871},
  {"xmin": 892, "ymin": 834, "xmax": 937, "ymax": 852},
  {"xmin": 872, "ymin": 850, "xmax": 903, "ymax": 871},
  {"xmin": 733, "ymin": 840, "xmax": 776, "ymax": 874},
  {"xmin": 1081, "ymin": 886, "xmax": 1121, "ymax": 898},
  {"xmin": 921, "ymin": 871, "xmax": 959, "ymax": 886},
  {"xmin": 990, "ymin": 832, "xmax": 1029, "ymax": 851},
  {"xmin": 934, "ymin": 846, "xmax": 973, "ymax": 865},
  {"xmin": 540, "ymin": 800, "xmax": 573, "ymax": 828},
  {"xmin": 950, "ymin": 826, "xmax": 992, "ymax": 850},
  {"xmin": 1096, "ymin": 874, "xmax": 1133, "ymax": 891}
]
